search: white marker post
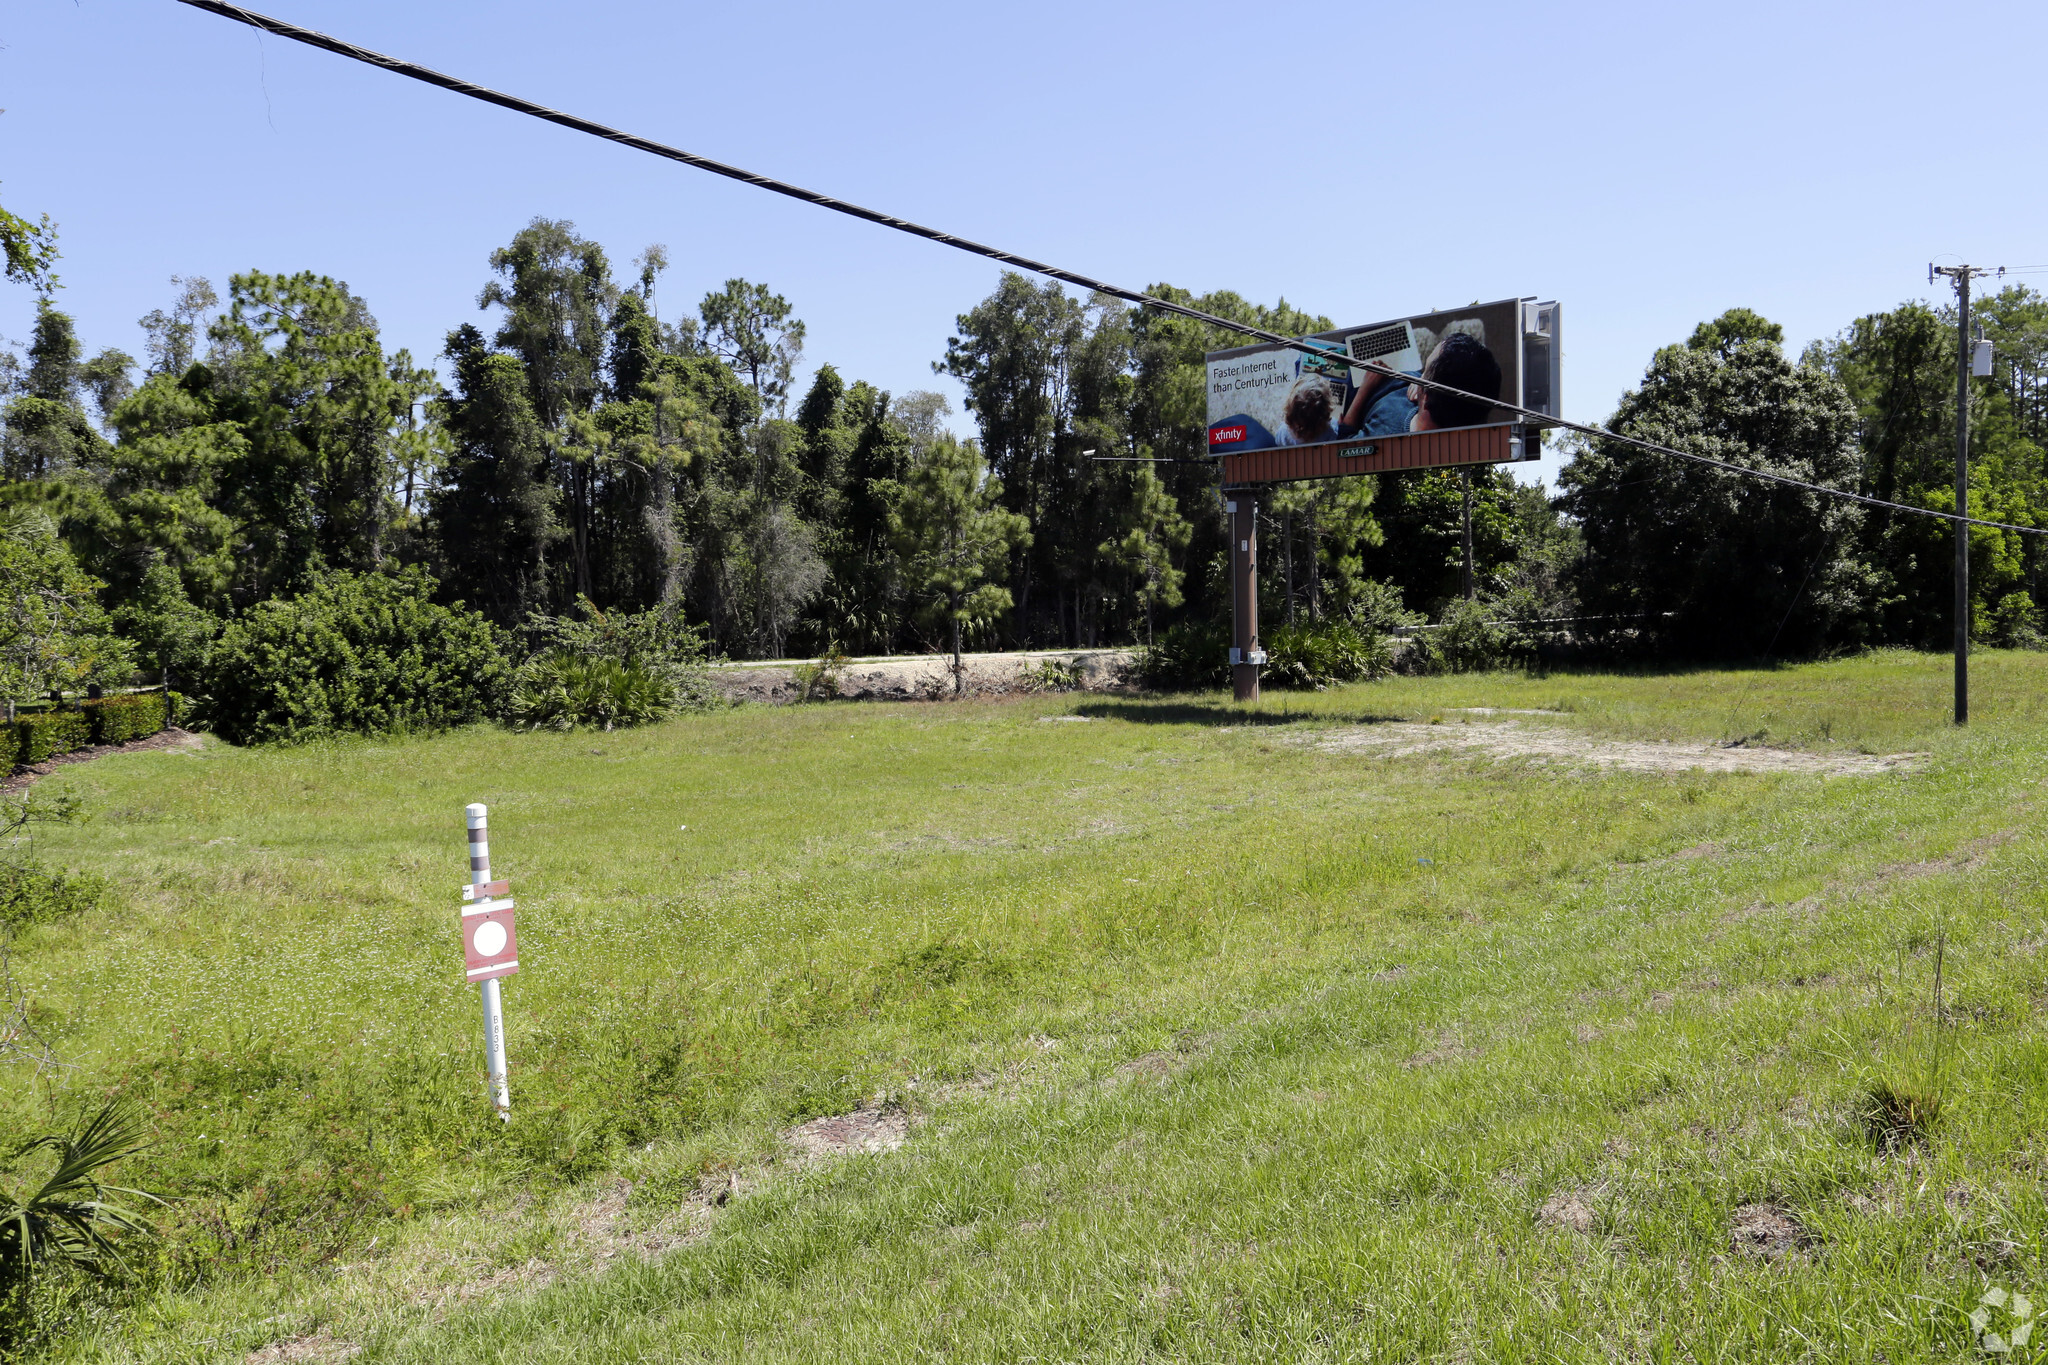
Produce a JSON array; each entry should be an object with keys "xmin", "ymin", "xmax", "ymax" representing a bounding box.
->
[{"xmin": 464, "ymin": 804, "xmax": 514, "ymax": 1121}]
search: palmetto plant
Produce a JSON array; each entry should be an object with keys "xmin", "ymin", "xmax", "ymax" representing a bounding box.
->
[{"xmin": 0, "ymin": 1103, "xmax": 163, "ymax": 1286}]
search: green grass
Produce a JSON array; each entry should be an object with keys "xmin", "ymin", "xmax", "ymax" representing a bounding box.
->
[{"xmin": 9, "ymin": 650, "xmax": 2048, "ymax": 1360}]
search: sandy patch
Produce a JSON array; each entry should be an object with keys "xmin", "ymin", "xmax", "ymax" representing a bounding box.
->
[
  {"xmin": 1537, "ymin": 1190, "xmax": 1599, "ymax": 1234},
  {"xmin": 709, "ymin": 650, "xmax": 1135, "ymax": 705},
  {"xmin": 1730, "ymin": 1203, "xmax": 1808, "ymax": 1259},
  {"xmin": 1309, "ymin": 720, "xmax": 1924, "ymax": 777},
  {"xmin": 245, "ymin": 1333, "xmax": 359, "ymax": 1363},
  {"xmin": 781, "ymin": 1106, "xmax": 909, "ymax": 1160}
]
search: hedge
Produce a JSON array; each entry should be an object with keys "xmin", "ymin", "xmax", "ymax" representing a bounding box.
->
[
  {"xmin": 0, "ymin": 691, "xmax": 179, "ymax": 770},
  {"xmin": 83, "ymin": 691, "xmax": 168, "ymax": 746},
  {"xmin": 13, "ymin": 710, "xmax": 90, "ymax": 766}
]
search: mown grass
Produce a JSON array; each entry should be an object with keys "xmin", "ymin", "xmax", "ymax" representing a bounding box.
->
[{"xmin": 7, "ymin": 650, "xmax": 2048, "ymax": 1360}]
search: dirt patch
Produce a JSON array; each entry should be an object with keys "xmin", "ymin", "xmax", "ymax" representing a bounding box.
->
[
  {"xmin": 781, "ymin": 1106, "xmax": 909, "ymax": 1159},
  {"xmin": 245, "ymin": 1333, "xmax": 359, "ymax": 1363},
  {"xmin": 1310, "ymin": 720, "xmax": 1924, "ymax": 777},
  {"xmin": 1730, "ymin": 1203, "xmax": 1808, "ymax": 1260},
  {"xmin": 1538, "ymin": 1190, "xmax": 1599, "ymax": 1234},
  {"xmin": 1403, "ymin": 1033, "xmax": 1480, "ymax": 1069},
  {"xmin": 2, "ymin": 726, "xmax": 207, "ymax": 793},
  {"xmin": 709, "ymin": 650, "xmax": 1135, "ymax": 705}
]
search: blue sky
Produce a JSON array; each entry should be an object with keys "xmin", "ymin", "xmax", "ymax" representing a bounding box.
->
[{"xmin": 4, "ymin": 0, "xmax": 2045, "ymax": 487}]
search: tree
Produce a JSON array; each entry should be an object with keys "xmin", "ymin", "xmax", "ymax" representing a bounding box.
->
[
  {"xmin": 138, "ymin": 276, "xmax": 219, "ymax": 377},
  {"xmin": 1360, "ymin": 468, "xmax": 1519, "ymax": 615},
  {"xmin": 937, "ymin": 278, "xmax": 1105, "ymax": 646},
  {"xmin": 1095, "ymin": 461, "xmax": 1189, "ymax": 644},
  {"xmin": 434, "ymin": 323, "xmax": 560, "ymax": 623},
  {"xmin": 1560, "ymin": 311, "xmax": 1877, "ymax": 658},
  {"xmin": 1805, "ymin": 298, "xmax": 2047, "ymax": 645},
  {"xmin": 0, "ymin": 188, "xmax": 58, "ymax": 294},
  {"xmin": 479, "ymin": 219, "xmax": 618, "ymax": 600},
  {"xmin": 699, "ymin": 279, "xmax": 806, "ymax": 416},
  {"xmin": 0, "ymin": 510, "xmax": 133, "ymax": 699},
  {"xmin": 888, "ymin": 433, "xmax": 1029, "ymax": 690},
  {"xmin": 2, "ymin": 302, "xmax": 111, "ymax": 483},
  {"xmin": 191, "ymin": 270, "xmax": 436, "ymax": 593}
]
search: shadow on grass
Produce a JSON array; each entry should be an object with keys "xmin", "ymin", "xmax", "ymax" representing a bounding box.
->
[{"xmin": 1072, "ymin": 699, "xmax": 1409, "ymax": 728}]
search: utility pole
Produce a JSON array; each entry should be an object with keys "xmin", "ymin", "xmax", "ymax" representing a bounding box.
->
[{"xmin": 1932, "ymin": 263, "xmax": 1998, "ymax": 725}]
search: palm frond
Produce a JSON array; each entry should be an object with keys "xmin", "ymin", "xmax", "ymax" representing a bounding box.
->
[{"xmin": 0, "ymin": 1101, "xmax": 164, "ymax": 1279}]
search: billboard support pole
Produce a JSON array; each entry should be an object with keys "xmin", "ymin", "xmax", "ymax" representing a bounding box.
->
[
  {"xmin": 1229, "ymin": 490, "xmax": 1262, "ymax": 703},
  {"xmin": 1460, "ymin": 468, "xmax": 1475, "ymax": 602}
]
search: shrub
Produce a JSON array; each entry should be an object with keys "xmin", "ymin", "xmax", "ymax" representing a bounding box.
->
[
  {"xmin": 81, "ymin": 693, "xmax": 167, "ymax": 747},
  {"xmin": 206, "ymin": 569, "xmax": 508, "ymax": 745},
  {"xmin": 0, "ymin": 1102, "xmax": 165, "ymax": 1352},
  {"xmin": 1408, "ymin": 599, "xmax": 1532, "ymax": 675},
  {"xmin": 13, "ymin": 711, "xmax": 89, "ymax": 766},
  {"xmin": 1347, "ymin": 578, "xmax": 1426, "ymax": 635},
  {"xmin": 1266, "ymin": 620, "xmax": 1393, "ymax": 690},
  {"xmin": 0, "ymin": 859, "xmax": 104, "ymax": 937},
  {"xmin": 1020, "ymin": 658, "xmax": 1084, "ymax": 693},
  {"xmin": 507, "ymin": 652, "xmax": 673, "ymax": 731},
  {"xmin": 1991, "ymin": 591, "xmax": 2046, "ymax": 650},
  {"xmin": 518, "ymin": 597, "xmax": 720, "ymax": 712},
  {"xmin": 792, "ymin": 642, "xmax": 849, "ymax": 702},
  {"xmin": 1135, "ymin": 619, "xmax": 1229, "ymax": 692}
]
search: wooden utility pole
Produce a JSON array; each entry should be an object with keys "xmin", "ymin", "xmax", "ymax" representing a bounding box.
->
[{"xmin": 1933, "ymin": 263, "xmax": 1992, "ymax": 725}]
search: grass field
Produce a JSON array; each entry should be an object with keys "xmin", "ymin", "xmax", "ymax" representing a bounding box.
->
[{"xmin": 10, "ymin": 649, "xmax": 2048, "ymax": 1361}]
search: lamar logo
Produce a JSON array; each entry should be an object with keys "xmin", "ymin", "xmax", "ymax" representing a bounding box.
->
[{"xmin": 1209, "ymin": 425, "xmax": 1247, "ymax": 446}]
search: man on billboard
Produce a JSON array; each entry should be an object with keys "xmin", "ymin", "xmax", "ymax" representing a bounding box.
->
[
  {"xmin": 1338, "ymin": 327, "xmax": 1503, "ymax": 437},
  {"xmin": 1408, "ymin": 331, "xmax": 1502, "ymax": 431}
]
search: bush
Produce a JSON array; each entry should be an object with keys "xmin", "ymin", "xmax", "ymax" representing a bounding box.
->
[
  {"xmin": 1266, "ymin": 620, "xmax": 1394, "ymax": 690},
  {"xmin": 1135, "ymin": 619, "xmax": 1230, "ymax": 692},
  {"xmin": 206, "ymin": 569, "xmax": 508, "ymax": 745},
  {"xmin": 12, "ymin": 711, "xmax": 89, "ymax": 766},
  {"xmin": 792, "ymin": 642, "xmax": 849, "ymax": 702},
  {"xmin": 1991, "ymin": 592, "xmax": 2046, "ymax": 650},
  {"xmin": 1347, "ymin": 578, "xmax": 1426, "ymax": 635},
  {"xmin": 518, "ymin": 597, "xmax": 720, "ymax": 712},
  {"xmin": 81, "ymin": 693, "xmax": 168, "ymax": 747},
  {"xmin": 0, "ymin": 858, "xmax": 104, "ymax": 936},
  {"xmin": 1020, "ymin": 658, "xmax": 1084, "ymax": 693},
  {"xmin": 507, "ymin": 652, "xmax": 673, "ymax": 731},
  {"xmin": 1408, "ymin": 599, "xmax": 1532, "ymax": 675}
]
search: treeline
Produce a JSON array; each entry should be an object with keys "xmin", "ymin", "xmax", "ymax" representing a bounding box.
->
[{"xmin": 5, "ymin": 212, "xmax": 2048, "ymax": 729}]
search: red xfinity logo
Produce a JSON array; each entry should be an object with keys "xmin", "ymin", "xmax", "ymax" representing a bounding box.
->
[{"xmin": 1209, "ymin": 425, "xmax": 1247, "ymax": 446}]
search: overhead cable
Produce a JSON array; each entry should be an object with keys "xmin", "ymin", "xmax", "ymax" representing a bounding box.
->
[{"xmin": 171, "ymin": 0, "xmax": 2048, "ymax": 540}]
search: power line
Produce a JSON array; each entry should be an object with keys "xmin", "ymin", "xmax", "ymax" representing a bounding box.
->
[{"xmin": 171, "ymin": 0, "xmax": 2048, "ymax": 541}]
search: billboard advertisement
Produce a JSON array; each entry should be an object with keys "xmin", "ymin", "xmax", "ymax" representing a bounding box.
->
[{"xmin": 1205, "ymin": 298, "xmax": 1559, "ymax": 455}]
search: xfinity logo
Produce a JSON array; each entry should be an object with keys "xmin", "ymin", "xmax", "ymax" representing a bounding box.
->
[{"xmin": 1209, "ymin": 425, "xmax": 1246, "ymax": 445}]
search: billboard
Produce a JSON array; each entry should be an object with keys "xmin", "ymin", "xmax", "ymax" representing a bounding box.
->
[{"xmin": 1206, "ymin": 298, "xmax": 1559, "ymax": 455}]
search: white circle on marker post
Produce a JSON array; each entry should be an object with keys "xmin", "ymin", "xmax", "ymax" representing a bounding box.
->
[{"xmin": 473, "ymin": 920, "xmax": 508, "ymax": 957}]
